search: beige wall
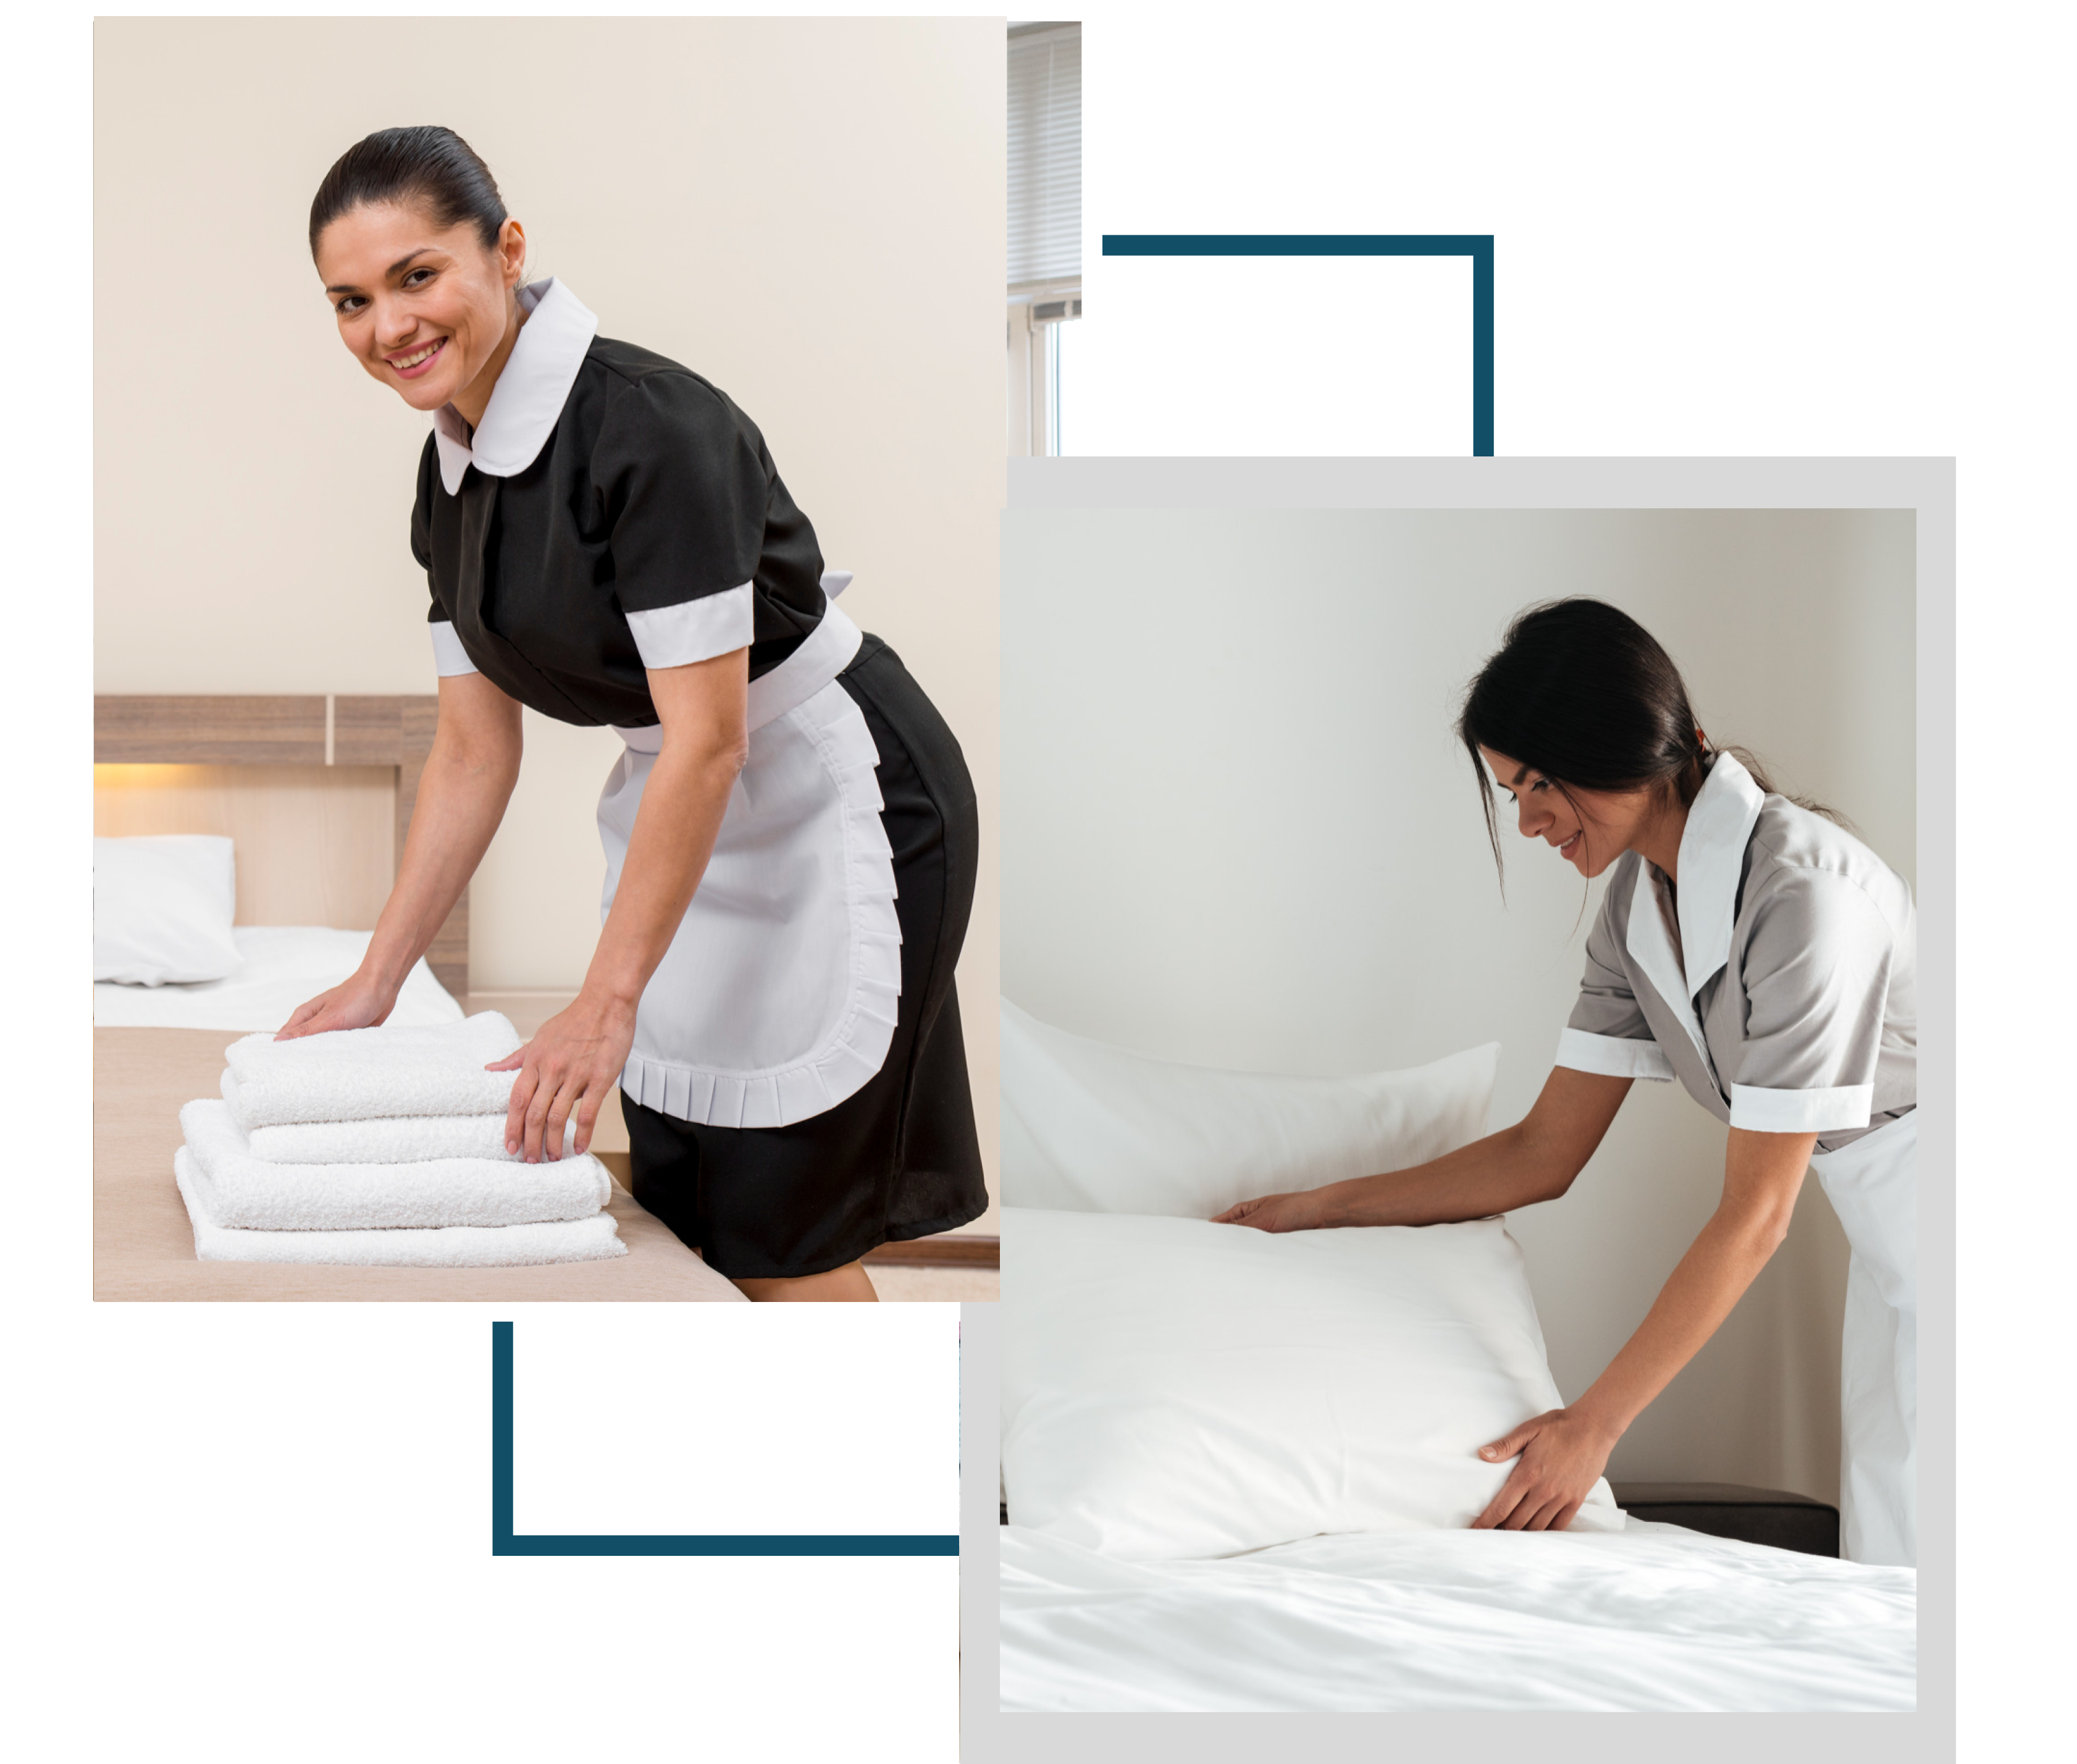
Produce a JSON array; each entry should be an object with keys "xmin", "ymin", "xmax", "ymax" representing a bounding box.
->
[
  {"xmin": 94, "ymin": 17, "xmax": 1003, "ymax": 1226},
  {"xmin": 1003, "ymin": 508, "xmax": 1915, "ymax": 1498}
]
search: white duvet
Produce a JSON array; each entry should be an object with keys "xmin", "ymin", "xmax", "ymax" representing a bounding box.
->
[
  {"xmin": 93, "ymin": 926, "xmax": 464, "ymax": 1031},
  {"xmin": 1000, "ymin": 1521, "xmax": 1916, "ymax": 1712}
]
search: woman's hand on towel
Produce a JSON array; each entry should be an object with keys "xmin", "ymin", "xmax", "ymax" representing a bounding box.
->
[
  {"xmin": 1212, "ymin": 1189, "xmax": 1330, "ymax": 1233},
  {"xmin": 277, "ymin": 970, "xmax": 397, "ymax": 1040},
  {"xmin": 487, "ymin": 991, "xmax": 637, "ymax": 1162},
  {"xmin": 1469, "ymin": 1408, "xmax": 1619, "ymax": 1533}
]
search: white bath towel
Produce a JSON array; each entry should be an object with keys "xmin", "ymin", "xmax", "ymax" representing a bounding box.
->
[
  {"xmin": 223, "ymin": 1011, "xmax": 522, "ymax": 1127},
  {"xmin": 219, "ymin": 1070, "xmax": 547, "ymax": 1164},
  {"xmin": 174, "ymin": 1148, "xmax": 626, "ymax": 1267},
  {"xmin": 178, "ymin": 1099, "xmax": 610, "ymax": 1232}
]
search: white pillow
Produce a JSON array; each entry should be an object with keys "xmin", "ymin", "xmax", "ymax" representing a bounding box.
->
[
  {"xmin": 1002, "ymin": 999, "xmax": 1498, "ymax": 1217},
  {"xmin": 93, "ymin": 835, "xmax": 243, "ymax": 986},
  {"xmin": 1002, "ymin": 1207, "xmax": 1623, "ymax": 1560}
]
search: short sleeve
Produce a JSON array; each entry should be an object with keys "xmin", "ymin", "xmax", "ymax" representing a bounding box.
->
[
  {"xmin": 413, "ymin": 438, "xmax": 477, "ymax": 678},
  {"xmin": 1555, "ymin": 883, "xmax": 1675, "ymax": 1082},
  {"xmin": 593, "ymin": 374, "xmax": 765, "ymax": 669},
  {"xmin": 1729, "ymin": 869, "xmax": 1893, "ymax": 1133}
]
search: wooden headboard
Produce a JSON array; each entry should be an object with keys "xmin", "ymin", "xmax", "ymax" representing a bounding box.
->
[{"xmin": 93, "ymin": 694, "xmax": 467, "ymax": 996}]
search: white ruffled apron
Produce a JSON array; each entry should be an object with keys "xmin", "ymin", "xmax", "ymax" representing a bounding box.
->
[
  {"xmin": 597, "ymin": 588, "xmax": 904, "ymax": 1130},
  {"xmin": 1807, "ymin": 1108, "xmax": 1916, "ymax": 1567}
]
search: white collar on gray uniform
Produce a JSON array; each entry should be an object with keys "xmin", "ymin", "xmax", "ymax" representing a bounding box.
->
[
  {"xmin": 430, "ymin": 277, "xmax": 600, "ymax": 495},
  {"xmin": 1624, "ymin": 750, "xmax": 1768, "ymax": 1069}
]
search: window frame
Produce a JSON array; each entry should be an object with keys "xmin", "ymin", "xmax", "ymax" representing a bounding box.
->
[{"xmin": 1007, "ymin": 287, "xmax": 1080, "ymax": 457}]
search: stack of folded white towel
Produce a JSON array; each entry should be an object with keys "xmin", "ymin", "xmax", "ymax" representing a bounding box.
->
[{"xmin": 172, "ymin": 1012, "xmax": 627, "ymax": 1267}]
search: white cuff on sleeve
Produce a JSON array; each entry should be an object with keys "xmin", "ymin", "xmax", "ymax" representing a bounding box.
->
[
  {"xmin": 1728, "ymin": 1082, "xmax": 1874, "ymax": 1134},
  {"xmin": 625, "ymin": 582, "xmax": 755, "ymax": 669},
  {"xmin": 430, "ymin": 620, "xmax": 479, "ymax": 677},
  {"xmin": 1555, "ymin": 1027, "xmax": 1674, "ymax": 1082}
]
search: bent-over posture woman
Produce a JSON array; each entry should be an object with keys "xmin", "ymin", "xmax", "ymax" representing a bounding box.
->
[
  {"xmin": 283, "ymin": 127, "xmax": 988, "ymax": 1301},
  {"xmin": 1218, "ymin": 599, "xmax": 1916, "ymax": 1565}
]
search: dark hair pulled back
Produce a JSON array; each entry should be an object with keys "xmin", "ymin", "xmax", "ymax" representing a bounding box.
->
[
  {"xmin": 308, "ymin": 125, "xmax": 507, "ymax": 260},
  {"xmin": 1456, "ymin": 597, "xmax": 1821, "ymax": 887}
]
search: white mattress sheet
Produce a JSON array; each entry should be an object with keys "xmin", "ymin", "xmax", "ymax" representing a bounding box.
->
[
  {"xmin": 1000, "ymin": 1520, "xmax": 1916, "ymax": 1712},
  {"xmin": 93, "ymin": 927, "xmax": 464, "ymax": 1031}
]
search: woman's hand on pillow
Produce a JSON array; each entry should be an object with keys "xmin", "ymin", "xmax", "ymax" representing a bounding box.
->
[
  {"xmin": 1469, "ymin": 1407, "xmax": 1621, "ymax": 1532},
  {"xmin": 277, "ymin": 968, "xmax": 398, "ymax": 1040},
  {"xmin": 1212, "ymin": 1189, "xmax": 1330, "ymax": 1232}
]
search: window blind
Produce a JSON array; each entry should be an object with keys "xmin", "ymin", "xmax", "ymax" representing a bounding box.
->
[{"xmin": 1009, "ymin": 23, "xmax": 1081, "ymax": 291}]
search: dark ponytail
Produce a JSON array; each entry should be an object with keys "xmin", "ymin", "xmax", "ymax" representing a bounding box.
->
[
  {"xmin": 1456, "ymin": 598, "xmax": 1833, "ymax": 886},
  {"xmin": 309, "ymin": 125, "xmax": 508, "ymax": 259}
]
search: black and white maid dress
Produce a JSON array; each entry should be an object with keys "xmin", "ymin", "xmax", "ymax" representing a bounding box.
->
[{"xmin": 413, "ymin": 277, "xmax": 986, "ymax": 1279}]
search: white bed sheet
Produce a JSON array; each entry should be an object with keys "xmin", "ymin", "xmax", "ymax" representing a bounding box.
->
[
  {"xmin": 1000, "ymin": 1520, "xmax": 1916, "ymax": 1712},
  {"xmin": 93, "ymin": 927, "xmax": 464, "ymax": 1031}
]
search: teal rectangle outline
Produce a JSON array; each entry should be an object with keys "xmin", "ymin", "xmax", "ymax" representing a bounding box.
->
[
  {"xmin": 490, "ymin": 1321, "xmax": 959, "ymax": 1557},
  {"xmin": 1099, "ymin": 233, "xmax": 1495, "ymax": 456}
]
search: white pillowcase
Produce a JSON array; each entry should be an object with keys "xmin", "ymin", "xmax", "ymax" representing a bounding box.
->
[
  {"xmin": 93, "ymin": 835, "xmax": 243, "ymax": 987},
  {"xmin": 1002, "ymin": 1207, "xmax": 1623, "ymax": 1561},
  {"xmin": 1002, "ymin": 999, "xmax": 1498, "ymax": 1217}
]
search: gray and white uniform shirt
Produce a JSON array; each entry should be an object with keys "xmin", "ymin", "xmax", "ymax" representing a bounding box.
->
[{"xmin": 1554, "ymin": 753, "xmax": 1915, "ymax": 1150}]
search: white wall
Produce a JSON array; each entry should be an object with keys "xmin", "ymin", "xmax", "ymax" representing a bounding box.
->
[
  {"xmin": 1002, "ymin": 507, "xmax": 1915, "ymax": 1498},
  {"xmin": 94, "ymin": 17, "xmax": 1004, "ymax": 1221}
]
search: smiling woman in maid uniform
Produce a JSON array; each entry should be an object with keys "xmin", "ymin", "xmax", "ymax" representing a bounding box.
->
[
  {"xmin": 1219, "ymin": 600, "xmax": 1918, "ymax": 1566},
  {"xmin": 285, "ymin": 126, "xmax": 988, "ymax": 1301}
]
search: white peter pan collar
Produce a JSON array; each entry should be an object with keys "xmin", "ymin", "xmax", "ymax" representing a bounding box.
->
[
  {"xmin": 1623, "ymin": 751, "xmax": 1767, "ymax": 1073},
  {"xmin": 430, "ymin": 277, "xmax": 600, "ymax": 494}
]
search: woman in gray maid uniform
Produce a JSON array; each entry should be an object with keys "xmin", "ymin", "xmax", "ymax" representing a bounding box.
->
[
  {"xmin": 1219, "ymin": 600, "xmax": 1916, "ymax": 1565},
  {"xmin": 286, "ymin": 127, "xmax": 986, "ymax": 1302}
]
